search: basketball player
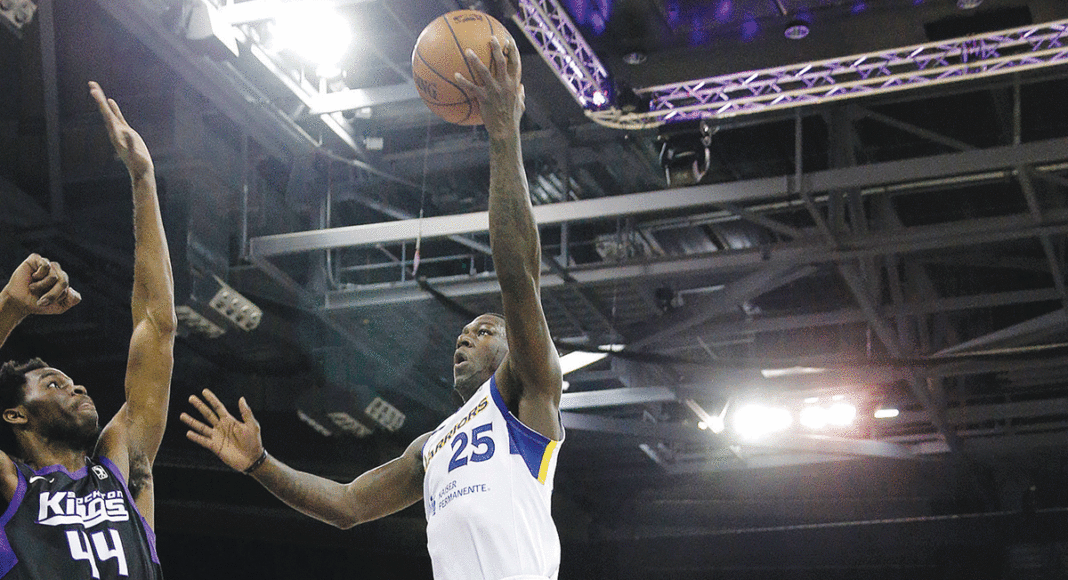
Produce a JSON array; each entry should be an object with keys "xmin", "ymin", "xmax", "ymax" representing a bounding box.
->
[
  {"xmin": 0, "ymin": 81, "xmax": 175, "ymax": 579},
  {"xmin": 182, "ymin": 36, "xmax": 565, "ymax": 580}
]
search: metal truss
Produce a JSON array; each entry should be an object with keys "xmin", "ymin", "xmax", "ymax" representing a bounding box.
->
[
  {"xmin": 571, "ymin": 19, "xmax": 1068, "ymax": 130},
  {"xmin": 511, "ymin": 0, "xmax": 611, "ymax": 109}
]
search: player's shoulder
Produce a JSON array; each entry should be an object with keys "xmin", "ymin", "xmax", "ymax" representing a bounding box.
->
[{"xmin": 0, "ymin": 449, "xmax": 21, "ymax": 502}]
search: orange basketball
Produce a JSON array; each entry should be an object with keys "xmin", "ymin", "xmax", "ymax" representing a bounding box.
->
[{"xmin": 411, "ymin": 10, "xmax": 516, "ymax": 125}]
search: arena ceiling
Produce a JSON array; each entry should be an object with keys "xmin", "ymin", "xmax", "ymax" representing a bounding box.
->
[{"xmin": 2, "ymin": 0, "xmax": 1068, "ymax": 577}]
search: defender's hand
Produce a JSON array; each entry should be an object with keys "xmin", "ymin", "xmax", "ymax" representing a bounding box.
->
[
  {"xmin": 1, "ymin": 253, "xmax": 81, "ymax": 316},
  {"xmin": 182, "ymin": 389, "xmax": 265, "ymax": 473}
]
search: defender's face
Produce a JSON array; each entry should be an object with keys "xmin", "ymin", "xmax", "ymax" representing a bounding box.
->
[
  {"xmin": 453, "ymin": 314, "xmax": 507, "ymax": 397},
  {"xmin": 18, "ymin": 367, "xmax": 99, "ymax": 437}
]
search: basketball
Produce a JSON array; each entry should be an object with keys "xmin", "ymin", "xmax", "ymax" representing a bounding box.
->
[{"xmin": 411, "ymin": 10, "xmax": 516, "ymax": 125}]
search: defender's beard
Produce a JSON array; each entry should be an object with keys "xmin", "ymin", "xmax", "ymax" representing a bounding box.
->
[{"xmin": 43, "ymin": 418, "xmax": 101, "ymax": 454}]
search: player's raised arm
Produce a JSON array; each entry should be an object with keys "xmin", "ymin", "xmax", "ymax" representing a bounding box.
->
[
  {"xmin": 455, "ymin": 37, "xmax": 563, "ymax": 440},
  {"xmin": 182, "ymin": 389, "xmax": 426, "ymax": 528},
  {"xmin": 89, "ymin": 81, "xmax": 177, "ymax": 525},
  {"xmin": 0, "ymin": 254, "xmax": 81, "ymax": 500}
]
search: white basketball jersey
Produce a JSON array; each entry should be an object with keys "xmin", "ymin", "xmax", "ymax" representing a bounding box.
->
[{"xmin": 422, "ymin": 375, "xmax": 563, "ymax": 580}]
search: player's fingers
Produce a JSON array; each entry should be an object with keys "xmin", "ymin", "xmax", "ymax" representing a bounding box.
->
[
  {"xmin": 88, "ymin": 82, "xmax": 113, "ymax": 120},
  {"xmin": 27, "ymin": 273, "xmax": 54, "ymax": 293},
  {"xmin": 185, "ymin": 430, "xmax": 214, "ymax": 449},
  {"xmin": 509, "ymin": 38, "xmax": 522, "ymax": 80},
  {"xmin": 29, "ymin": 257, "xmax": 50, "ymax": 281},
  {"xmin": 36, "ymin": 260, "xmax": 69, "ymax": 296},
  {"xmin": 108, "ymin": 98, "xmax": 129, "ymax": 126},
  {"xmin": 201, "ymin": 389, "xmax": 233, "ymax": 418},
  {"xmin": 36, "ymin": 276, "xmax": 70, "ymax": 307},
  {"xmin": 489, "ymin": 36, "xmax": 506, "ymax": 76},
  {"xmin": 188, "ymin": 394, "xmax": 220, "ymax": 424},
  {"xmin": 463, "ymin": 48, "xmax": 492, "ymax": 85},
  {"xmin": 58, "ymin": 288, "xmax": 82, "ymax": 308},
  {"xmin": 238, "ymin": 397, "xmax": 256, "ymax": 424},
  {"xmin": 453, "ymin": 72, "xmax": 484, "ymax": 98},
  {"xmin": 29, "ymin": 265, "xmax": 60, "ymax": 300},
  {"xmin": 180, "ymin": 412, "xmax": 212, "ymax": 436}
]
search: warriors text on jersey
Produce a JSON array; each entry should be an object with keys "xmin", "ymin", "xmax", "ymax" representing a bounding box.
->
[
  {"xmin": 422, "ymin": 375, "xmax": 564, "ymax": 580},
  {"xmin": 0, "ymin": 457, "xmax": 162, "ymax": 579}
]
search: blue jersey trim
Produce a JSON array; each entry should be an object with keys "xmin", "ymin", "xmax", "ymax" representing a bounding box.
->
[
  {"xmin": 34, "ymin": 463, "xmax": 88, "ymax": 479},
  {"xmin": 490, "ymin": 376, "xmax": 553, "ymax": 480},
  {"xmin": 97, "ymin": 457, "xmax": 159, "ymax": 565}
]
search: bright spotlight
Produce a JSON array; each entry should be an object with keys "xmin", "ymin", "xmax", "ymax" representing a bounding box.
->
[
  {"xmin": 732, "ymin": 404, "xmax": 791, "ymax": 439},
  {"xmin": 709, "ymin": 414, "xmax": 725, "ymax": 434},
  {"xmin": 799, "ymin": 405, "xmax": 828, "ymax": 429},
  {"xmin": 272, "ymin": 6, "xmax": 352, "ymax": 71},
  {"xmin": 874, "ymin": 408, "xmax": 899, "ymax": 419},
  {"xmin": 827, "ymin": 402, "xmax": 856, "ymax": 426}
]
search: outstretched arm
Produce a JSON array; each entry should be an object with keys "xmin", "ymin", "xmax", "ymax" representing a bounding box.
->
[
  {"xmin": 182, "ymin": 390, "xmax": 425, "ymax": 528},
  {"xmin": 456, "ymin": 38, "xmax": 562, "ymax": 440},
  {"xmin": 90, "ymin": 82, "xmax": 177, "ymax": 524}
]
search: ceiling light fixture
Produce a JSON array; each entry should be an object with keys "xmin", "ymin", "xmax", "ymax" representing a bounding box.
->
[
  {"xmin": 622, "ymin": 51, "xmax": 647, "ymax": 65},
  {"xmin": 732, "ymin": 404, "xmax": 792, "ymax": 439},
  {"xmin": 558, "ymin": 344, "xmax": 625, "ymax": 374},
  {"xmin": 271, "ymin": 6, "xmax": 352, "ymax": 72},
  {"xmin": 956, "ymin": 0, "xmax": 982, "ymax": 9},
  {"xmin": 784, "ymin": 18, "xmax": 809, "ymax": 40}
]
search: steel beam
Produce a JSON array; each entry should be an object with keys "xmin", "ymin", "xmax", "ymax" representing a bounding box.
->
[
  {"xmin": 306, "ymin": 83, "xmax": 420, "ymax": 115},
  {"xmin": 249, "ymin": 136, "xmax": 1068, "ymax": 257},
  {"xmin": 560, "ymin": 412, "xmax": 712, "ymax": 444},
  {"xmin": 1017, "ymin": 167, "xmax": 1068, "ymax": 306},
  {"xmin": 747, "ymin": 433, "xmax": 917, "ymax": 460},
  {"xmin": 319, "ymin": 211, "xmax": 1068, "ymax": 309},
  {"xmin": 37, "ymin": 0, "xmax": 61, "ymax": 219},
  {"xmin": 933, "ymin": 309, "xmax": 1068, "ymax": 356},
  {"xmin": 838, "ymin": 264, "xmax": 962, "ymax": 453},
  {"xmin": 852, "ymin": 105, "xmax": 976, "ymax": 152},
  {"xmin": 885, "ymin": 397, "xmax": 1068, "ymax": 426},
  {"xmin": 560, "ymin": 387, "xmax": 677, "ymax": 410},
  {"xmin": 630, "ymin": 264, "xmax": 815, "ymax": 349},
  {"xmin": 217, "ymin": 0, "xmax": 374, "ymax": 25}
]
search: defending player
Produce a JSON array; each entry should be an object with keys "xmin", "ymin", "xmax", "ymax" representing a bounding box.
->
[
  {"xmin": 0, "ymin": 82, "xmax": 176, "ymax": 579},
  {"xmin": 182, "ymin": 36, "xmax": 566, "ymax": 580}
]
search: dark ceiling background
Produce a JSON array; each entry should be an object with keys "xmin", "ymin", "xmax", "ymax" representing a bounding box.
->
[{"xmin": 2, "ymin": 0, "xmax": 1068, "ymax": 578}]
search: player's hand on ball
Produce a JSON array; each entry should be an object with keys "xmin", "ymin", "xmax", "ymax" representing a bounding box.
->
[{"xmin": 454, "ymin": 35, "xmax": 524, "ymax": 137}]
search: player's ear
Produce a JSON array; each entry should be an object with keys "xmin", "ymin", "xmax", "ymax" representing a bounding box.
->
[{"xmin": 2, "ymin": 408, "xmax": 26, "ymax": 426}]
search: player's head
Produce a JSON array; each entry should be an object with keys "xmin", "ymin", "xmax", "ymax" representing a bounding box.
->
[
  {"xmin": 453, "ymin": 313, "xmax": 508, "ymax": 401},
  {"xmin": 0, "ymin": 359, "xmax": 99, "ymax": 457}
]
